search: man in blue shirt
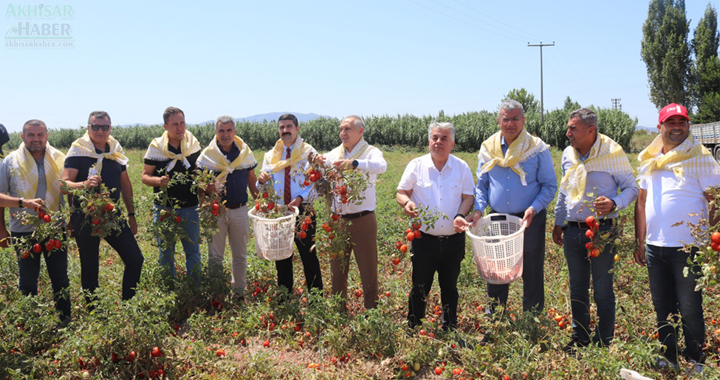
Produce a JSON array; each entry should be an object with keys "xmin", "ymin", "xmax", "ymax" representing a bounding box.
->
[
  {"xmin": 469, "ymin": 99, "xmax": 557, "ymax": 315},
  {"xmin": 552, "ymin": 108, "xmax": 637, "ymax": 353},
  {"xmin": 257, "ymin": 114, "xmax": 322, "ymax": 295},
  {"xmin": 197, "ymin": 116, "xmax": 259, "ymax": 297}
]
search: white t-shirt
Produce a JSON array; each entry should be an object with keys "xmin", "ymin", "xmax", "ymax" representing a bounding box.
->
[
  {"xmin": 397, "ymin": 154, "xmax": 475, "ymax": 236},
  {"xmin": 640, "ymin": 169, "xmax": 720, "ymax": 247}
]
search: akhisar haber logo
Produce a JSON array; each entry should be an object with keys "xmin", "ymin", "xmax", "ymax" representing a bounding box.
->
[
  {"xmin": 5, "ymin": 3, "xmax": 74, "ymax": 18},
  {"xmin": 4, "ymin": 3, "xmax": 74, "ymax": 44}
]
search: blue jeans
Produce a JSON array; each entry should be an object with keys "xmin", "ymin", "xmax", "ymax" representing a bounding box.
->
[
  {"xmin": 487, "ymin": 209, "xmax": 546, "ymax": 313},
  {"xmin": 13, "ymin": 231, "xmax": 71, "ymax": 321},
  {"xmin": 563, "ymin": 223, "xmax": 616, "ymax": 346},
  {"xmin": 646, "ymin": 244, "xmax": 704, "ymax": 363},
  {"xmin": 153, "ymin": 205, "xmax": 201, "ymax": 278},
  {"xmin": 408, "ymin": 231, "xmax": 465, "ymax": 329}
]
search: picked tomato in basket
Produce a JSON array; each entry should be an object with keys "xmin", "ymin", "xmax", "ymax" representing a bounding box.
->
[{"xmin": 467, "ymin": 213, "xmax": 526, "ymax": 285}]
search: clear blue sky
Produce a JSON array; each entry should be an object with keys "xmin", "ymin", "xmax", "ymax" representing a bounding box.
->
[{"xmin": 1, "ymin": 0, "xmax": 717, "ymax": 133}]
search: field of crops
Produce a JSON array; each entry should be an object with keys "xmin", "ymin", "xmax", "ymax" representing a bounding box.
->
[{"xmin": 1, "ymin": 146, "xmax": 718, "ymax": 380}]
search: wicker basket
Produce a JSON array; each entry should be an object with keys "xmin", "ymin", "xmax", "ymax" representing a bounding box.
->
[
  {"xmin": 467, "ymin": 213, "xmax": 525, "ymax": 284},
  {"xmin": 248, "ymin": 207, "xmax": 298, "ymax": 261}
]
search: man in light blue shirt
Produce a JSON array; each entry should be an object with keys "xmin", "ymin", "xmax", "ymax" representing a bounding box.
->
[
  {"xmin": 552, "ymin": 108, "xmax": 637, "ymax": 354},
  {"xmin": 469, "ymin": 99, "xmax": 557, "ymax": 315},
  {"xmin": 257, "ymin": 114, "xmax": 322, "ymax": 296}
]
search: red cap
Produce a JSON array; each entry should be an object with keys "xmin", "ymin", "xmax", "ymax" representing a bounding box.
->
[{"xmin": 659, "ymin": 103, "xmax": 688, "ymax": 124}]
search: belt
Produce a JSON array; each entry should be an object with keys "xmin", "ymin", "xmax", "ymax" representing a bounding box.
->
[
  {"xmin": 490, "ymin": 210, "xmax": 524, "ymax": 218},
  {"xmin": 420, "ymin": 230, "xmax": 462, "ymax": 241},
  {"xmin": 342, "ymin": 210, "xmax": 374, "ymax": 219},
  {"xmin": 225, "ymin": 202, "xmax": 246, "ymax": 209},
  {"xmin": 567, "ymin": 218, "xmax": 615, "ymax": 229}
]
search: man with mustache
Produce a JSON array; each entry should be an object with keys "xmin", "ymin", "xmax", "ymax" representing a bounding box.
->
[
  {"xmin": 634, "ymin": 103, "xmax": 720, "ymax": 372},
  {"xmin": 552, "ymin": 108, "xmax": 637, "ymax": 354},
  {"xmin": 257, "ymin": 114, "xmax": 322, "ymax": 296},
  {"xmin": 0, "ymin": 119, "xmax": 71, "ymax": 324},
  {"xmin": 142, "ymin": 107, "xmax": 202, "ymax": 278}
]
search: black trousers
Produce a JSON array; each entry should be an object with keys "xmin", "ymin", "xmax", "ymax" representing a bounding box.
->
[
  {"xmin": 13, "ymin": 231, "xmax": 71, "ymax": 321},
  {"xmin": 407, "ymin": 231, "xmax": 465, "ymax": 329},
  {"xmin": 275, "ymin": 209, "xmax": 323, "ymax": 292},
  {"xmin": 487, "ymin": 209, "xmax": 547, "ymax": 313},
  {"xmin": 71, "ymin": 212, "xmax": 144, "ymax": 303}
]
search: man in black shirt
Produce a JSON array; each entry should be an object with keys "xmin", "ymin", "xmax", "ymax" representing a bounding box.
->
[
  {"xmin": 142, "ymin": 107, "xmax": 202, "ymax": 278},
  {"xmin": 196, "ymin": 115, "xmax": 259, "ymax": 296},
  {"xmin": 61, "ymin": 110, "xmax": 144, "ymax": 304}
]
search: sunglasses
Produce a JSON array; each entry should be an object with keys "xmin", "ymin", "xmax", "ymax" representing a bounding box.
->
[{"xmin": 89, "ymin": 124, "xmax": 110, "ymax": 131}]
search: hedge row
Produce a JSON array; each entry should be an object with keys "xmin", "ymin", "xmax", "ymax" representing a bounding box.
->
[{"xmin": 4, "ymin": 108, "xmax": 637, "ymax": 153}]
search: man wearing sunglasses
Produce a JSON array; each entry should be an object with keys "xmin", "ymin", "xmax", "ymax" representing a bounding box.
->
[{"xmin": 61, "ymin": 111, "xmax": 144, "ymax": 307}]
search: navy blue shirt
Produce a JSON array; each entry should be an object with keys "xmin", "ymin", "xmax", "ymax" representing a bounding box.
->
[
  {"xmin": 65, "ymin": 145, "xmax": 127, "ymax": 207},
  {"xmin": 217, "ymin": 141, "xmax": 255, "ymax": 204},
  {"xmin": 144, "ymin": 144, "xmax": 200, "ymax": 208}
]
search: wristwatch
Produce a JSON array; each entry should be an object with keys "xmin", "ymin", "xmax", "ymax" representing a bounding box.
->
[
  {"xmin": 352, "ymin": 160, "xmax": 359, "ymax": 169},
  {"xmin": 18, "ymin": 197, "xmax": 24, "ymax": 208}
]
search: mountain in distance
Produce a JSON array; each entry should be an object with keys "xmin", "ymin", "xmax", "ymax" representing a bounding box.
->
[
  {"xmin": 195, "ymin": 112, "xmax": 327, "ymax": 126},
  {"xmin": 119, "ymin": 112, "xmax": 327, "ymax": 128}
]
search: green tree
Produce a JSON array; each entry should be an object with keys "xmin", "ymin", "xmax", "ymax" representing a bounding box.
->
[
  {"xmin": 504, "ymin": 88, "xmax": 539, "ymax": 115},
  {"xmin": 692, "ymin": 4, "xmax": 720, "ymax": 123},
  {"xmin": 641, "ymin": 0, "xmax": 693, "ymax": 109}
]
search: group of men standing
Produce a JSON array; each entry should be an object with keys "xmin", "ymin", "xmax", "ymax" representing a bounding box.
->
[
  {"xmin": 0, "ymin": 102, "xmax": 717, "ymax": 370},
  {"xmin": 396, "ymin": 100, "xmax": 717, "ymax": 370}
]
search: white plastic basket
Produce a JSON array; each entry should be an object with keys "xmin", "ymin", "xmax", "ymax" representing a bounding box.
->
[
  {"xmin": 467, "ymin": 213, "xmax": 526, "ymax": 285},
  {"xmin": 248, "ymin": 207, "xmax": 299, "ymax": 261}
]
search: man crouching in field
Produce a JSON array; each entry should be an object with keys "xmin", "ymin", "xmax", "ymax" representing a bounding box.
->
[
  {"xmin": 142, "ymin": 107, "xmax": 202, "ymax": 278},
  {"xmin": 197, "ymin": 116, "xmax": 259, "ymax": 298},
  {"xmin": 62, "ymin": 111, "xmax": 144, "ymax": 306},
  {"xmin": 634, "ymin": 103, "xmax": 720, "ymax": 372},
  {"xmin": 396, "ymin": 122, "xmax": 474, "ymax": 330}
]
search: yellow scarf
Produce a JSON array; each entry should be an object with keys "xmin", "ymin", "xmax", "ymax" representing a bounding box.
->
[
  {"xmin": 559, "ymin": 134, "xmax": 634, "ymax": 209},
  {"xmin": 638, "ymin": 134, "xmax": 720, "ymax": 184},
  {"xmin": 197, "ymin": 136, "xmax": 256, "ymax": 182},
  {"xmin": 143, "ymin": 131, "xmax": 201, "ymax": 172},
  {"xmin": 326, "ymin": 139, "xmax": 374, "ymax": 162},
  {"xmin": 11, "ymin": 143, "xmax": 65, "ymax": 211},
  {"xmin": 65, "ymin": 133, "xmax": 128, "ymax": 175},
  {"xmin": 478, "ymin": 129, "xmax": 548, "ymax": 185},
  {"xmin": 262, "ymin": 137, "xmax": 313, "ymax": 174}
]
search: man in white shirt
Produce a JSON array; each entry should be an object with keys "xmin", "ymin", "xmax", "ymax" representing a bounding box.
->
[
  {"xmin": 634, "ymin": 103, "xmax": 720, "ymax": 369},
  {"xmin": 318, "ymin": 115, "xmax": 387, "ymax": 309},
  {"xmin": 397, "ymin": 122, "xmax": 474, "ymax": 330}
]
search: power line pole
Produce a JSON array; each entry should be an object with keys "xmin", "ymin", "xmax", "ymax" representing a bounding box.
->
[
  {"xmin": 611, "ymin": 98, "xmax": 622, "ymax": 112},
  {"xmin": 528, "ymin": 42, "xmax": 554, "ymax": 124}
]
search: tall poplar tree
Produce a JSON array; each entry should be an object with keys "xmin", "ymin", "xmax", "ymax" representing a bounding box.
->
[
  {"xmin": 641, "ymin": 0, "xmax": 693, "ymax": 109},
  {"xmin": 692, "ymin": 4, "xmax": 720, "ymax": 123}
]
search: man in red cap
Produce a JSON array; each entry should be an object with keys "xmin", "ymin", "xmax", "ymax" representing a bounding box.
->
[{"xmin": 634, "ymin": 103, "xmax": 720, "ymax": 372}]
